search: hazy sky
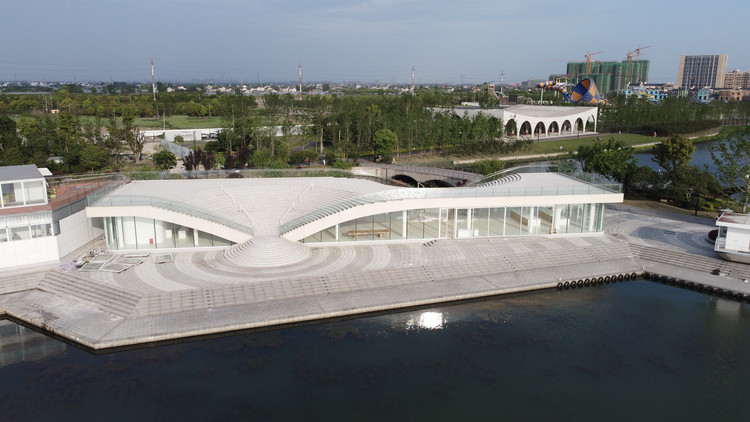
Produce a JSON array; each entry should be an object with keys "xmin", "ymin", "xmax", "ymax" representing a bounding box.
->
[{"xmin": 1, "ymin": 0, "xmax": 748, "ymax": 85}]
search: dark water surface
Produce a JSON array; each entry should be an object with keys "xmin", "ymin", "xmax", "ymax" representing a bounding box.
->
[{"xmin": 1, "ymin": 281, "xmax": 750, "ymax": 421}]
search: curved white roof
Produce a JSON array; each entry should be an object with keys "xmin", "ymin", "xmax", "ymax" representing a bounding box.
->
[{"xmin": 88, "ymin": 173, "xmax": 622, "ymax": 243}]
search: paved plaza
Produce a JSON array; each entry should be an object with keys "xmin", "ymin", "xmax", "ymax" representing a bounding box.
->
[{"xmin": 1, "ymin": 205, "xmax": 748, "ymax": 351}]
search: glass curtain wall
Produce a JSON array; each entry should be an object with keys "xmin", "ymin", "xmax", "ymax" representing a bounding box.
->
[
  {"xmin": 301, "ymin": 203, "xmax": 606, "ymax": 243},
  {"xmin": 103, "ymin": 216, "xmax": 234, "ymax": 251}
]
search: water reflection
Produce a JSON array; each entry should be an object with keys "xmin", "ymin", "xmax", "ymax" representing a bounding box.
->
[
  {"xmin": 405, "ymin": 311, "xmax": 445, "ymax": 330},
  {"xmin": 708, "ymin": 296, "xmax": 744, "ymax": 320},
  {"xmin": 0, "ymin": 320, "xmax": 66, "ymax": 368}
]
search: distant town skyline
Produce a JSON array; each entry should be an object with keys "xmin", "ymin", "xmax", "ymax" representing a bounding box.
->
[{"xmin": 1, "ymin": 0, "xmax": 748, "ymax": 85}]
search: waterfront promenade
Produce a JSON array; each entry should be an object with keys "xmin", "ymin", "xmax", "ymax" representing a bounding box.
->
[{"xmin": 0, "ymin": 204, "xmax": 747, "ymax": 351}]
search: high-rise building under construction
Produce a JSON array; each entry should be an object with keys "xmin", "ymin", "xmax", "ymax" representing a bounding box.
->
[{"xmin": 566, "ymin": 61, "xmax": 649, "ymax": 95}]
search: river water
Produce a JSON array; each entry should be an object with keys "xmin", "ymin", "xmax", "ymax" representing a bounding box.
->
[
  {"xmin": 633, "ymin": 134, "xmax": 750, "ymax": 174},
  {"xmin": 1, "ymin": 280, "xmax": 749, "ymax": 421},
  {"xmin": 633, "ymin": 140, "xmax": 722, "ymax": 172}
]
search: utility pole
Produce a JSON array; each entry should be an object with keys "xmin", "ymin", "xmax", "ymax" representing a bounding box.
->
[
  {"xmin": 298, "ymin": 62, "xmax": 302, "ymax": 99},
  {"xmin": 411, "ymin": 65, "xmax": 415, "ymax": 93},
  {"xmin": 151, "ymin": 58, "xmax": 156, "ymax": 101}
]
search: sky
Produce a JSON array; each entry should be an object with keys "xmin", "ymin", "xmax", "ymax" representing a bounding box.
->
[{"xmin": 1, "ymin": 0, "xmax": 748, "ymax": 85}]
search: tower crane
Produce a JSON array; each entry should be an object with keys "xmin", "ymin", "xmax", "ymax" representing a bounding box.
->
[
  {"xmin": 584, "ymin": 51, "xmax": 604, "ymax": 73},
  {"xmin": 626, "ymin": 45, "xmax": 651, "ymax": 85}
]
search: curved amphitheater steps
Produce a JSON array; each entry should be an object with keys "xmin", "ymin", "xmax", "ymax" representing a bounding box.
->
[{"xmin": 223, "ymin": 236, "xmax": 311, "ymax": 268}]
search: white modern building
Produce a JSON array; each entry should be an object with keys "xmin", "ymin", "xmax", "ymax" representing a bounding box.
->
[
  {"xmin": 86, "ymin": 170, "xmax": 623, "ymax": 267},
  {"xmin": 1, "ymin": 163, "xmax": 624, "ymax": 270},
  {"xmin": 0, "ymin": 165, "xmax": 104, "ymax": 270},
  {"xmin": 714, "ymin": 211, "xmax": 750, "ymax": 264}
]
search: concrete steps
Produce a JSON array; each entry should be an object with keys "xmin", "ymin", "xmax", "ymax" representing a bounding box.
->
[
  {"xmin": 477, "ymin": 173, "xmax": 522, "ymax": 187},
  {"xmin": 0, "ymin": 269, "xmax": 46, "ymax": 295},
  {"xmin": 38, "ymin": 272, "xmax": 141, "ymax": 317},
  {"xmin": 507, "ymin": 243, "xmax": 632, "ymax": 271},
  {"xmin": 631, "ymin": 244, "xmax": 750, "ymax": 279},
  {"xmin": 223, "ymin": 236, "xmax": 311, "ymax": 268}
]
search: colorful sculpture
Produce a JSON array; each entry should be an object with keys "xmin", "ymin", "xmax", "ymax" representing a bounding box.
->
[
  {"xmin": 536, "ymin": 78, "xmax": 606, "ymax": 105},
  {"xmin": 568, "ymin": 79, "xmax": 604, "ymax": 105}
]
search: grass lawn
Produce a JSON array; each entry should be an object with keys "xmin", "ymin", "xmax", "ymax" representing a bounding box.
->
[
  {"xmin": 525, "ymin": 133, "xmax": 656, "ymax": 155},
  {"xmin": 398, "ymin": 133, "xmax": 658, "ymax": 165}
]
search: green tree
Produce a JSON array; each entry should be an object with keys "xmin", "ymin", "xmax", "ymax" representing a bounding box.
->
[
  {"xmin": 475, "ymin": 159, "xmax": 505, "ymax": 175},
  {"xmin": 651, "ymin": 135, "xmax": 695, "ymax": 174},
  {"xmin": 670, "ymin": 165, "xmax": 719, "ymax": 205},
  {"xmin": 574, "ymin": 137, "xmax": 636, "ymax": 183},
  {"xmin": 121, "ymin": 107, "xmax": 144, "ymax": 163},
  {"xmin": 251, "ymin": 149, "xmax": 272, "ymax": 167},
  {"xmin": 152, "ymin": 149, "xmax": 178, "ymax": 171},
  {"xmin": 200, "ymin": 150, "xmax": 216, "ymax": 170},
  {"xmin": 710, "ymin": 135, "xmax": 750, "ymax": 212},
  {"xmin": 1, "ymin": 146, "xmax": 26, "ymax": 165},
  {"xmin": 79, "ymin": 144, "xmax": 110, "ymax": 171},
  {"xmin": 628, "ymin": 166, "xmax": 661, "ymax": 195},
  {"xmin": 0, "ymin": 115, "xmax": 21, "ymax": 160},
  {"xmin": 373, "ymin": 128, "xmax": 397, "ymax": 161}
]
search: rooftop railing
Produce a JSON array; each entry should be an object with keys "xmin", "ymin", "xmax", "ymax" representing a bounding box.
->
[
  {"xmin": 49, "ymin": 173, "xmax": 125, "ymax": 212},
  {"xmin": 468, "ymin": 164, "xmax": 622, "ymax": 193}
]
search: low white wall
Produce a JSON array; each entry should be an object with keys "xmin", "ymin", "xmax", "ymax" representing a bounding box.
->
[
  {"xmin": 0, "ymin": 236, "xmax": 58, "ymax": 269},
  {"xmin": 57, "ymin": 210, "xmax": 103, "ymax": 258}
]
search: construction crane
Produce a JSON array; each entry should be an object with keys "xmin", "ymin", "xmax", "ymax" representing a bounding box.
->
[
  {"xmin": 550, "ymin": 51, "xmax": 604, "ymax": 84},
  {"xmin": 626, "ymin": 45, "xmax": 651, "ymax": 85},
  {"xmin": 584, "ymin": 51, "xmax": 604, "ymax": 73}
]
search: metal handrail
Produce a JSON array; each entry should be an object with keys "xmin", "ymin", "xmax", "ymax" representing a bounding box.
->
[{"xmin": 220, "ymin": 185, "xmax": 255, "ymax": 229}]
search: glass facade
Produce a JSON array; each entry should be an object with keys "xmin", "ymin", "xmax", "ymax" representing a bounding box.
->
[
  {"xmin": 0, "ymin": 180, "xmax": 46, "ymax": 208},
  {"xmin": 103, "ymin": 216, "xmax": 234, "ymax": 251},
  {"xmin": 301, "ymin": 203, "xmax": 606, "ymax": 243}
]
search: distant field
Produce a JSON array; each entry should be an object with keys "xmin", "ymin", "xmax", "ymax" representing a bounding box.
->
[
  {"xmin": 73, "ymin": 115, "xmax": 225, "ymax": 129},
  {"xmin": 135, "ymin": 115, "xmax": 224, "ymax": 129}
]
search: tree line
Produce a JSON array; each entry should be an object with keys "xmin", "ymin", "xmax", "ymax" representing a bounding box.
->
[
  {"xmin": 2, "ymin": 86, "xmax": 749, "ymax": 177},
  {"xmin": 571, "ymin": 128, "xmax": 750, "ymax": 213}
]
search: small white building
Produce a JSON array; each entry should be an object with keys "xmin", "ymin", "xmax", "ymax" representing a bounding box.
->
[
  {"xmin": 714, "ymin": 211, "xmax": 750, "ymax": 263},
  {"xmin": 0, "ymin": 165, "xmax": 105, "ymax": 270}
]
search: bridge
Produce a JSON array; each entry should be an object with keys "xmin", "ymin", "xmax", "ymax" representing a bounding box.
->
[{"xmin": 355, "ymin": 162, "xmax": 481, "ymax": 187}]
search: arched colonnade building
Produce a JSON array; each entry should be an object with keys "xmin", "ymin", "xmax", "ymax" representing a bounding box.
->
[{"xmin": 454, "ymin": 105, "xmax": 598, "ymax": 138}]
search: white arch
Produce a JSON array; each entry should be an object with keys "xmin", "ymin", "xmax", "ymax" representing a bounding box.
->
[{"xmin": 453, "ymin": 105, "xmax": 598, "ymax": 138}]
